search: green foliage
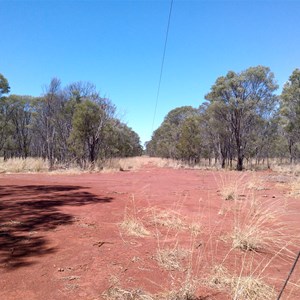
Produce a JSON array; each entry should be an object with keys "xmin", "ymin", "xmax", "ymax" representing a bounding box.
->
[
  {"xmin": 147, "ymin": 106, "xmax": 199, "ymax": 159},
  {"xmin": 3, "ymin": 67, "xmax": 300, "ymax": 168},
  {"xmin": 176, "ymin": 115, "xmax": 202, "ymax": 162},
  {"xmin": 205, "ymin": 65, "xmax": 278, "ymax": 170},
  {"xmin": 0, "ymin": 73, "xmax": 10, "ymax": 96},
  {"xmin": 0, "ymin": 75, "xmax": 142, "ymax": 168},
  {"xmin": 147, "ymin": 66, "xmax": 290, "ymax": 168},
  {"xmin": 280, "ymin": 69, "xmax": 300, "ymax": 162},
  {"xmin": 103, "ymin": 121, "xmax": 143, "ymax": 158},
  {"xmin": 68, "ymin": 100, "xmax": 104, "ymax": 163}
]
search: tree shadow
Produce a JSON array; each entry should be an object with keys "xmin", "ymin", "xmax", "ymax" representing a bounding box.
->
[{"xmin": 0, "ymin": 185, "xmax": 113, "ymax": 270}]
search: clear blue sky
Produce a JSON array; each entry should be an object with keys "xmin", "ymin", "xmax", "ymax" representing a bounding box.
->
[{"xmin": 1, "ymin": 0, "xmax": 300, "ymax": 145}]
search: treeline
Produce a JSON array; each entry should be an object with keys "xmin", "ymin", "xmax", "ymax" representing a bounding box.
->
[
  {"xmin": 146, "ymin": 66, "xmax": 300, "ymax": 170},
  {"xmin": 0, "ymin": 75, "xmax": 142, "ymax": 169}
]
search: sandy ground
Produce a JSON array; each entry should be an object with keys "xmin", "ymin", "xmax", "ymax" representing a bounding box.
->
[{"xmin": 0, "ymin": 164, "xmax": 299, "ymax": 299}]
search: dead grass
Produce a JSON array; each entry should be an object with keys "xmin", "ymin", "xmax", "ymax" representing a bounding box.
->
[
  {"xmin": 158, "ymin": 280, "xmax": 198, "ymax": 300},
  {"xmin": 120, "ymin": 195, "xmax": 150, "ymax": 237},
  {"xmin": 112, "ymin": 171, "xmax": 299, "ymax": 299},
  {"xmin": 103, "ymin": 274, "xmax": 199, "ymax": 300},
  {"xmin": 232, "ymin": 224, "xmax": 269, "ymax": 252},
  {"xmin": 272, "ymin": 163, "xmax": 300, "ymax": 176},
  {"xmin": 189, "ymin": 222, "xmax": 202, "ymax": 237},
  {"xmin": 216, "ymin": 173, "xmax": 293, "ymax": 254},
  {"xmin": 220, "ymin": 185, "xmax": 237, "ymax": 200},
  {"xmin": 99, "ymin": 157, "xmax": 152, "ymax": 172},
  {"xmin": 98, "ymin": 156, "xmax": 214, "ymax": 172},
  {"xmin": 103, "ymin": 283, "xmax": 198, "ymax": 300},
  {"xmin": 232, "ymin": 197, "xmax": 290, "ymax": 253},
  {"xmin": 150, "ymin": 209, "xmax": 187, "ymax": 231},
  {"xmin": 156, "ymin": 247, "xmax": 189, "ymax": 271},
  {"xmin": 246, "ymin": 175, "xmax": 267, "ymax": 191},
  {"xmin": 216, "ymin": 173, "xmax": 245, "ymax": 201},
  {"xmin": 103, "ymin": 286, "xmax": 154, "ymax": 300},
  {"xmin": 208, "ymin": 265, "xmax": 276, "ymax": 300},
  {"xmin": 120, "ymin": 217, "xmax": 150, "ymax": 237},
  {"xmin": 289, "ymin": 176, "xmax": 300, "ymax": 198},
  {"xmin": 0, "ymin": 156, "xmax": 221, "ymax": 174},
  {"xmin": 0, "ymin": 157, "xmax": 48, "ymax": 173}
]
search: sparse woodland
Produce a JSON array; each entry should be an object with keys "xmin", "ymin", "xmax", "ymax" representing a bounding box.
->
[
  {"xmin": 1, "ymin": 65, "xmax": 300, "ymax": 171},
  {"xmin": 0, "ymin": 76, "xmax": 143, "ymax": 169},
  {"xmin": 146, "ymin": 66, "xmax": 300, "ymax": 170}
]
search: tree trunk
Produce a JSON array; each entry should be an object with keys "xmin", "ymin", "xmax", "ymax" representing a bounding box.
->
[
  {"xmin": 221, "ymin": 157, "xmax": 226, "ymax": 169},
  {"xmin": 237, "ymin": 156, "xmax": 243, "ymax": 171},
  {"xmin": 288, "ymin": 139, "xmax": 293, "ymax": 164}
]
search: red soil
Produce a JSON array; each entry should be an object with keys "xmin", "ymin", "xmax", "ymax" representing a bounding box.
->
[{"xmin": 0, "ymin": 165, "xmax": 299, "ymax": 299}]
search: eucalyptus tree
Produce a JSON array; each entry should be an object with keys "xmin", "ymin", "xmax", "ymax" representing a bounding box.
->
[
  {"xmin": 32, "ymin": 78, "xmax": 63, "ymax": 168},
  {"xmin": 68, "ymin": 97, "xmax": 116, "ymax": 165},
  {"xmin": 147, "ymin": 106, "xmax": 199, "ymax": 158},
  {"xmin": 5, "ymin": 95, "xmax": 35, "ymax": 158},
  {"xmin": 200, "ymin": 102, "xmax": 234, "ymax": 168},
  {"xmin": 0, "ymin": 74, "xmax": 10, "ymax": 96},
  {"xmin": 280, "ymin": 68, "xmax": 300, "ymax": 162},
  {"xmin": 0, "ymin": 74, "xmax": 13, "ymax": 153},
  {"xmin": 176, "ymin": 114, "xmax": 203, "ymax": 164},
  {"xmin": 205, "ymin": 66, "xmax": 278, "ymax": 170},
  {"xmin": 102, "ymin": 120, "xmax": 143, "ymax": 158}
]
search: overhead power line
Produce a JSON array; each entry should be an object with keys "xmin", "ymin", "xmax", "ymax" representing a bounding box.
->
[{"xmin": 151, "ymin": 0, "xmax": 174, "ymax": 132}]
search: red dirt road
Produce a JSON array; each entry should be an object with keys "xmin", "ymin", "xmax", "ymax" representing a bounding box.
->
[{"xmin": 1, "ymin": 166, "xmax": 299, "ymax": 299}]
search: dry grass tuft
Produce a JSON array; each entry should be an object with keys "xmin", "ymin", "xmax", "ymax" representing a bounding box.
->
[
  {"xmin": 189, "ymin": 222, "xmax": 202, "ymax": 237},
  {"xmin": 103, "ymin": 276, "xmax": 154, "ymax": 300},
  {"xmin": 232, "ymin": 224, "xmax": 268, "ymax": 251},
  {"xmin": 208, "ymin": 265, "xmax": 276, "ymax": 300},
  {"xmin": 220, "ymin": 185, "xmax": 237, "ymax": 201},
  {"xmin": 156, "ymin": 247, "xmax": 189, "ymax": 271},
  {"xmin": 103, "ymin": 286, "xmax": 154, "ymax": 300},
  {"xmin": 120, "ymin": 194, "xmax": 150, "ymax": 237},
  {"xmin": 150, "ymin": 209, "xmax": 187, "ymax": 231},
  {"xmin": 232, "ymin": 199, "xmax": 299, "ymax": 255},
  {"xmin": 160, "ymin": 280, "xmax": 198, "ymax": 300},
  {"xmin": 246, "ymin": 176, "xmax": 267, "ymax": 191},
  {"xmin": 120, "ymin": 217, "xmax": 150, "ymax": 237},
  {"xmin": 289, "ymin": 176, "xmax": 300, "ymax": 198},
  {"xmin": 232, "ymin": 199, "xmax": 288, "ymax": 253}
]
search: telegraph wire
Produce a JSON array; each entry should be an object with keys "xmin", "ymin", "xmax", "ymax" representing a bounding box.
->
[{"xmin": 151, "ymin": 0, "xmax": 174, "ymax": 133}]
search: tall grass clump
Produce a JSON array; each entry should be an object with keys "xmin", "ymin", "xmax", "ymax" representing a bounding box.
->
[
  {"xmin": 120, "ymin": 195, "xmax": 150, "ymax": 237},
  {"xmin": 0, "ymin": 157, "xmax": 48, "ymax": 173},
  {"xmin": 232, "ymin": 197, "xmax": 292, "ymax": 254},
  {"xmin": 208, "ymin": 265, "xmax": 276, "ymax": 300}
]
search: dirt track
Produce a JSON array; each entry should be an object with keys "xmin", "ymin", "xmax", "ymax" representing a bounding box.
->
[{"xmin": 1, "ymin": 165, "xmax": 299, "ymax": 299}]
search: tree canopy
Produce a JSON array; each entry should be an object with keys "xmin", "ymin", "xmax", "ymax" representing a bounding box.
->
[
  {"xmin": 2, "ymin": 66, "xmax": 300, "ymax": 171},
  {"xmin": 0, "ymin": 74, "xmax": 10, "ymax": 97},
  {"xmin": 0, "ymin": 74, "xmax": 142, "ymax": 169},
  {"xmin": 147, "ymin": 66, "xmax": 299, "ymax": 170}
]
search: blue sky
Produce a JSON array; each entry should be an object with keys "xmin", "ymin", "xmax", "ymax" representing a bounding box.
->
[{"xmin": 1, "ymin": 0, "xmax": 300, "ymax": 145}]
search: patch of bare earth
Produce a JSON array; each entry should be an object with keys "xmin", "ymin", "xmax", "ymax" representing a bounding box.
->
[{"xmin": 0, "ymin": 163, "xmax": 299, "ymax": 299}]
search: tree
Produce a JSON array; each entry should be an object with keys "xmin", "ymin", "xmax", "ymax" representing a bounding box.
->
[
  {"xmin": 205, "ymin": 66, "xmax": 278, "ymax": 170},
  {"xmin": 5, "ymin": 95, "xmax": 34, "ymax": 158},
  {"xmin": 103, "ymin": 120, "xmax": 143, "ymax": 158},
  {"xmin": 146, "ymin": 106, "xmax": 198, "ymax": 158},
  {"xmin": 0, "ymin": 74, "xmax": 10, "ymax": 97},
  {"xmin": 33, "ymin": 78, "xmax": 63, "ymax": 168},
  {"xmin": 280, "ymin": 69, "xmax": 300, "ymax": 162},
  {"xmin": 69, "ymin": 99, "xmax": 108, "ymax": 165},
  {"xmin": 200, "ymin": 102, "xmax": 234, "ymax": 168},
  {"xmin": 0, "ymin": 74, "xmax": 13, "ymax": 153},
  {"xmin": 176, "ymin": 115, "xmax": 203, "ymax": 164}
]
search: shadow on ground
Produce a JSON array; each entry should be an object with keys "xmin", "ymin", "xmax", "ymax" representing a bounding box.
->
[{"xmin": 0, "ymin": 185, "xmax": 113, "ymax": 270}]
